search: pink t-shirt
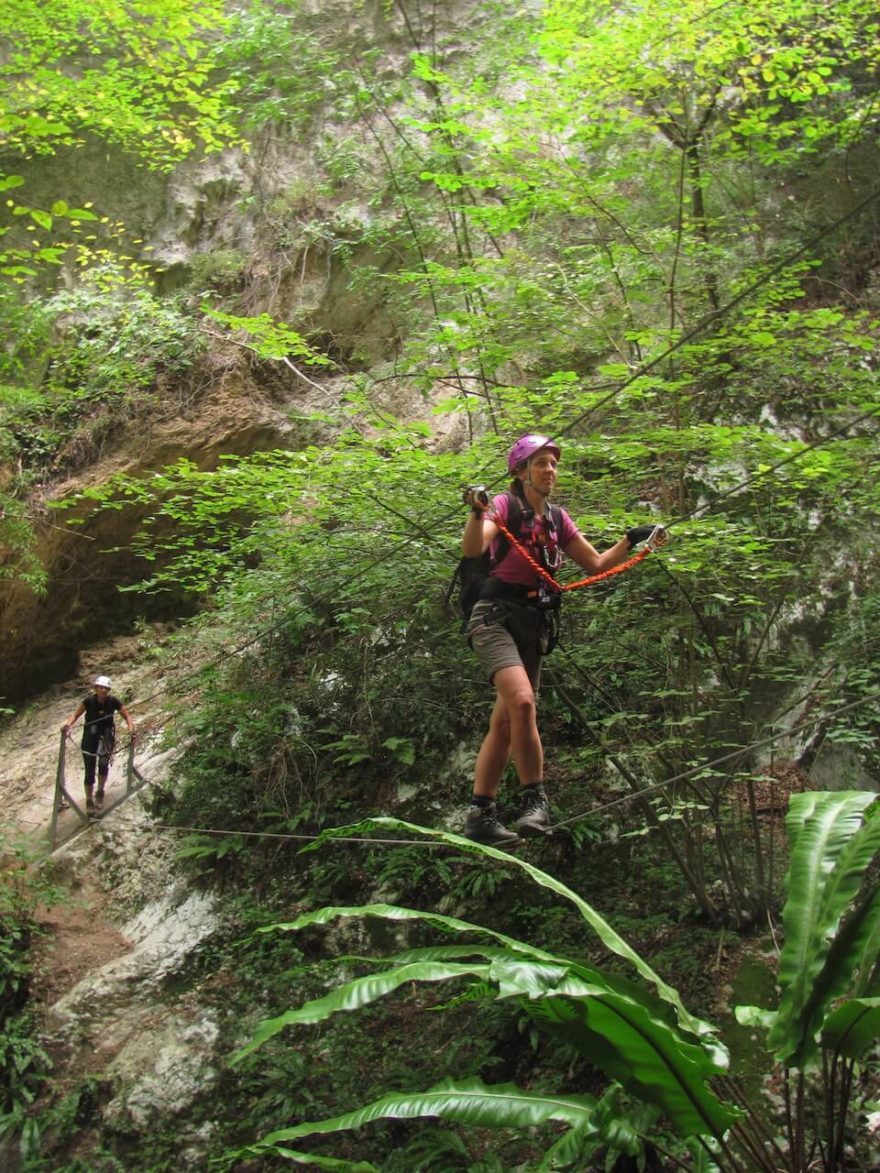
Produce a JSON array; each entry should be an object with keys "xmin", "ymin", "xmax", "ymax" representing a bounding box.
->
[{"xmin": 489, "ymin": 493, "xmax": 580, "ymax": 587}]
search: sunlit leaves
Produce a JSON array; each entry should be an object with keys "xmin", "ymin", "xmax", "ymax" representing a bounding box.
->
[
  {"xmin": 203, "ymin": 308, "xmax": 336, "ymax": 367},
  {"xmin": 0, "ymin": 0, "xmax": 241, "ymax": 166}
]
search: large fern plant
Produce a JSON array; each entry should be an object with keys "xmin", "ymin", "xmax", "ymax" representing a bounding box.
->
[
  {"xmin": 734, "ymin": 790, "xmax": 880, "ymax": 1172},
  {"xmin": 231, "ymin": 793, "xmax": 879, "ymax": 1171}
]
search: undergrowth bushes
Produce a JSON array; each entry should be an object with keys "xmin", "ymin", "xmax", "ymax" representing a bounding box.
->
[
  {"xmin": 0, "ymin": 836, "xmax": 63, "ymax": 1162},
  {"xmin": 159, "ymin": 539, "xmax": 478, "ymax": 884},
  {"xmin": 1, "ymin": 274, "xmax": 203, "ymax": 493}
]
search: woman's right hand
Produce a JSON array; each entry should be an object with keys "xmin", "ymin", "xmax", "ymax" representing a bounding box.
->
[{"xmin": 463, "ymin": 486, "xmax": 489, "ymax": 512}]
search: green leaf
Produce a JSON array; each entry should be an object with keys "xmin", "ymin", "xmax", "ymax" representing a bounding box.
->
[
  {"xmin": 250, "ymin": 1077, "xmax": 595, "ymax": 1153},
  {"xmin": 734, "ymin": 1005, "xmax": 777, "ymax": 1032},
  {"xmin": 519, "ymin": 980, "xmax": 740, "ymax": 1137},
  {"xmin": 770, "ymin": 792, "xmax": 879, "ymax": 1066},
  {"xmin": 316, "ymin": 817, "xmax": 724, "ymax": 1050},
  {"xmin": 820, "ymin": 998, "xmax": 880, "ymax": 1059},
  {"xmin": 234, "ymin": 959, "xmax": 490, "ymax": 1061},
  {"xmin": 381, "ymin": 736, "xmax": 415, "ymax": 764},
  {"xmin": 238, "ymin": 897, "xmax": 738, "ymax": 1137},
  {"xmin": 234, "ymin": 1146, "xmax": 378, "ymax": 1172}
]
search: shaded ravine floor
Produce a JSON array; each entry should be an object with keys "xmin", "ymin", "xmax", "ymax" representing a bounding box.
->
[{"xmin": 2, "ymin": 626, "xmax": 226, "ymax": 1169}]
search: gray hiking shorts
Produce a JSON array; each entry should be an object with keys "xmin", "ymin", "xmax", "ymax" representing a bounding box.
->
[{"xmin": 466, "ymin": 598, "xmax": 546, "ymax": 687}]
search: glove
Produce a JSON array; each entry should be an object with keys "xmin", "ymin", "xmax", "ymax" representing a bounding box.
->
[
  {"xmin": 626, "ymin": 524, "xmax": 664, "ymax": 550},
  {"xmin": 463, "ymin": 486, "xmax": 489, "ymax": 514}
]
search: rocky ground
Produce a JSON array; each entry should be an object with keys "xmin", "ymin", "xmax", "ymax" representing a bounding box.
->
[{"xmin": 1, "ymin": 628, "xmax": 226, "ymax": 1168}]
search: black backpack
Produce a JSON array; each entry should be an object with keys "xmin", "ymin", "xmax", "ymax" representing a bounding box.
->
[{"xmin": 447, "ymin": 492, "xmax": 563, "ymax": 625}]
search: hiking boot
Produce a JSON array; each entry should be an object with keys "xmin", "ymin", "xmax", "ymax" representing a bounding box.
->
[
  {"xmin": 464, "ymin": 802, "xmax": 520, "ymax": 847},
  {"xmin": 516, "ymin": 786, "xmax": 551, "ymax": 838},
  {"xmin": 86, "ymin": 795, "xmax": 96, "ymax": 816},
  {"xmin": 95, "ymin": 789, "xmax": 105, "ymax": 809}
]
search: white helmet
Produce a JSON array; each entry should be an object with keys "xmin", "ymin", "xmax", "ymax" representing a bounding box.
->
[{"xmin": 94, "ymin": 675, "xmax": 112, "ymax": 688}]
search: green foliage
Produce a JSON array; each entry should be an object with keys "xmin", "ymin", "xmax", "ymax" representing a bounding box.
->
[
  {"xmin": 3, "ymin": 1, "xmax": 880, "ymax": 1168},
  {"xmin": 0, "ymin": 176, "xmax": 99, "ymax": 281},
  {"xmin": 0, "ymin": 0, "xmax": 240, "ymax": 166},
  {"xmin": 77, "ymin": 382, "xmax": 879, "ymax": 936},
  {"xmin": 146, "ymin": 505, "xmax": 472, "ymax": 883},
  {"xmin": 2, "ymin": 275, "xmax": 201, "ymax": 492},
  {"xmin": 733, "ymin": 792, "xmax": 880, "ymax": 1171},
  {"xmin": 230, "ymin": 818, "xmax": 738, "ymax": 1168},
  {"xmin": 244, "ymin": 1077, "xmax": 593, "ymax": 1169},
  {"xmin": 223, "ymin": 800, "xmax": 880, "ymax": 1170},
  {"xmin": 48, "ymin": 278, "xmax": 200, "ymax": 389},
  {"xmin": 214, "ymin": 0, "xmax": 347, "ymax": 134},
  {"xmin": 819, "ymin": 588, "xmax": 880, "ymax": 772},
  {"xmin": 0, "ymin": 834, "xmax": 65, "ymax": 1152},
  {"xmin": 739, "ymin": 792, "xmax": 880, "ymax": 1068},
  {"xmin": 204, "ymin": 308, "xmax": 336, "ymax": 367},
  {"xmin": 0, "ymin": 491, "xmax": 46, "ymax": 593},
  {"xmin": 186, "ymin": 248, "xmax": 248, "ymax": 295}
]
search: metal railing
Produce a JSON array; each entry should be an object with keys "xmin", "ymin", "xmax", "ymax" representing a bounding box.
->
[{"xmin": 48, "ymin": 731, "xmax": 149, "ymax": 851}]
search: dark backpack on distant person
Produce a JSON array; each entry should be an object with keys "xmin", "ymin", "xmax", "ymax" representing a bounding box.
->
[{"xmin": 447, "ymin": 491, "xmax": 563, "ymax": 626}]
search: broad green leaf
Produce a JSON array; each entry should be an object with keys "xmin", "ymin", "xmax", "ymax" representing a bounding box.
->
[
  {"xmin": 269, "ymin": 1156, "xmax": 377, "ymax": 1171},
  {"xmin": 734, "ymin": 1005, "xmax": 777, "ymax": 1032},
  {"xmin": 770, "ymin": 792, "xmax": 879, "ymax": 1064},
  {"xmin": 789, "ymin": 884, "xmax": 880, "ymax": 1066},
  {"xmin": 522, "ymin": 985, "xmax": 740, "ymax": 1137},
  {"xmin": 230, "ymin": 1142, "xmax": 377, "ymax": 1172},
  {"xmin": 820, "ymin": 998, "xmax": 880, "ymax": 1059},
  {"xmin": 250, "ymin": 1077, "xmax": 595, "ymax": 1152},
  {"xmin": 240, "ymin": 903, "xmax": 737, "ymax": 1139},
  {"xmin": 307, "ymin": 817, "xmax": 723, "ymax": 1049},
  {"xmin": 234, "ymin": 960, "xmax": 489, "ymax": 1060}
]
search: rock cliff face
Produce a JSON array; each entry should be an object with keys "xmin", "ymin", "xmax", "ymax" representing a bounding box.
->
[
  {"xmin": 1, "ymin": 0, "xmax": 485, "ymax": 708},
  {"xmin": 0, "ymin": 363, "xmax": 301, "ymax": 705},
  {"xmin": 2, "ymin": 147, "xmax": 390, "ymax": 705}
]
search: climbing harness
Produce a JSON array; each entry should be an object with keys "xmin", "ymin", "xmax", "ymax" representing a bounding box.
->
[
  {"xmin": 449, "ymin": 488, "xmax": 568, "ymax": 624},
  {"xmin": 454, "ymin": 492, "xmax": 664, "ymax": 661}
]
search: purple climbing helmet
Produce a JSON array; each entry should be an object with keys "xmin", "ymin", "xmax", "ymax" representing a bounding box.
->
[{"xmin": 507, "ymin": 433, "xmax": 561, "ymax": 475}]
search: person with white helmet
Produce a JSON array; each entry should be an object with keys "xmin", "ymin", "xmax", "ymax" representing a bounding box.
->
[
  {"xmin": 461, "ymin": 433, "xmax": 664, "ymax": 845},
  {"xmin": 61, "ymin": 675, "xmax": 135, "ymax": 814}
]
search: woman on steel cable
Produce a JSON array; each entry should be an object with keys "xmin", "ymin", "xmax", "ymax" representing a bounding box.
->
[{"xmin": 461, "ymin": 433, "xmax": 665, "ymax": 846}]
